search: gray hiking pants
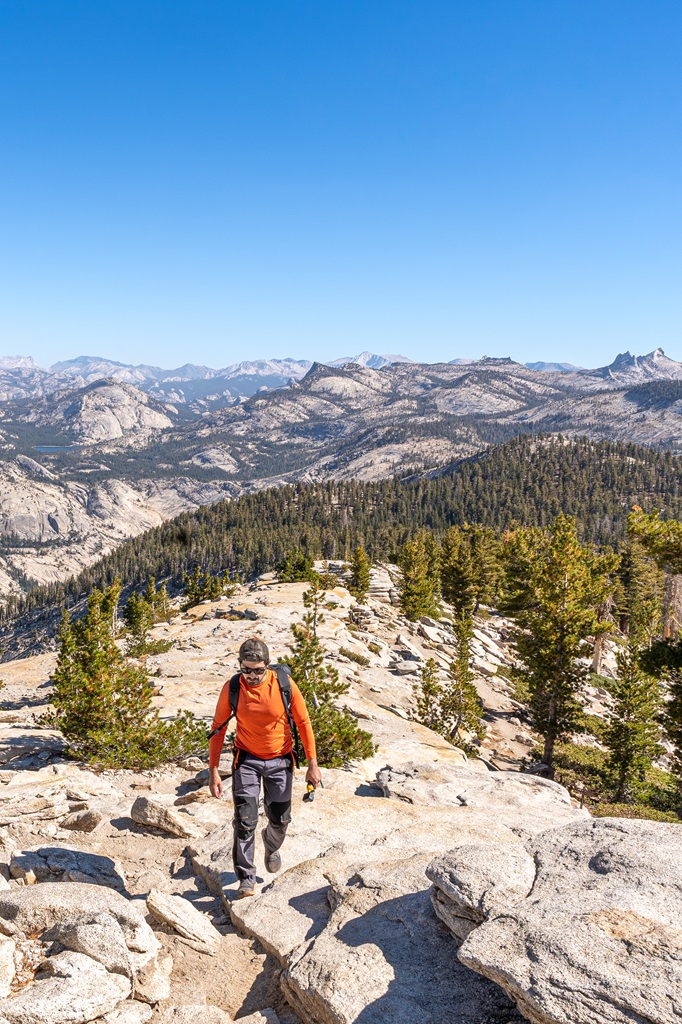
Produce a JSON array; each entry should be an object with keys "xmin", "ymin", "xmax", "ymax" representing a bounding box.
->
[{"xmin": 232, "ymin": 751, "xmax": 293, "ymax": 887}]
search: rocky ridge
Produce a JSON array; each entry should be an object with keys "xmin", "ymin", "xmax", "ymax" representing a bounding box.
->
[{"xmin": 0, "ymin": 574, "xmax": 675, "ymax": 1022}]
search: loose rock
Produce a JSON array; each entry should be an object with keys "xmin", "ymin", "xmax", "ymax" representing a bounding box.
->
[
  {"xmin": 130, "ymin": 797, "xmax": 206, "ymax": 840},
  {"xmin": 60, "ymin": 810, "xmax": 103, "ymax": 833},
  {"xmin": 146, "ymin": 889, "xmax": 221, "ymax": 955},
  {"xmin": 134, "ymin": 953, "xmax": 173, "ymax": 1004}
]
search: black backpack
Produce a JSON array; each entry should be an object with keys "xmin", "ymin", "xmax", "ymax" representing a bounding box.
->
[{"xmin": 207, "ymin": 664, "xmax": 301, "ymax": 768}]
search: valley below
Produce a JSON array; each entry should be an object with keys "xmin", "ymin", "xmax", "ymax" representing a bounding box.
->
[{"xmin": 1, "ymin": 348, "xmax": 682, "ymax": 599}]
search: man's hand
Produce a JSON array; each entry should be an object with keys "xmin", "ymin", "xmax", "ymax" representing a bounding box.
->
[
  {"xmin": 305, "ymin": 758, "xmax": 322, "ymax": 789},
  {"xmin": 209, "ymin": 766, "xmax": 223, "ymax": 800}
]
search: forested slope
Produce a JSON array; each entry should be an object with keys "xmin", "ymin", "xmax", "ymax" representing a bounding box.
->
[{"xmin": 4, "ymin": 435, "xmax": 682, "ymax": 629}]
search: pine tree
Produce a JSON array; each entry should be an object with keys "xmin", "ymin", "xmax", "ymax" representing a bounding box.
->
[
  {"xmin": 628, "ymin": 508, "xmax": 682, "ymax": 573},
  {"xmin": 122, "ymin": 591, "xmax": 154, "ymax": 657},
  {"xmin": 412, "ymin": 615, "xmax": 484, "ymax": 752},
  {"xmin": 45, "ymin": 584, "xmax": 206, "ymax": 769},
  {"xmin": 181, "ymin": 566, "xmax": 239, "ymax": 610},
  {"xmin": 502, "ymin": 515, "xmax": 617, "ymax": 774},
  {"xmin": 399, "ymin": 530, "xmax": 440, "ymax": 621},
  {"xmin": 440, "ymin": 527, "xmax": 476, "ymax": 615},
  {"xmin": 468, "ymin": 525, "xmax": 502, "ymax": 611},
  {"xmin": 277, "ymin": 551, "xmax": 315, "ymax": 582},
  {"xmin": 605, "ymin": 634, "xmax": 663, "ymax": 802},
  {"xmin": 413, "ymin": 659, "xmax": 444, "ymax": 733},
  {"xmin": 615, "ymin": 541, "xmax": 665, "ymax": 642},
  {"xmin": 423, "ymin": 531, "xmax": 442, "ymax": 603},
  {"xmin": 349, "ymin": 546, "xmax": 371, "ymax": 603},
  {"xmin": 284, "ymin": 577, "xmax": 375, "ymax": 767},
  {"xmin": 122, "ymin": 590, "xmax": 174, "ymax": 658},
  {"xmin": 144, "ymin": 577, "xmax": 171, "ymax": 622}
]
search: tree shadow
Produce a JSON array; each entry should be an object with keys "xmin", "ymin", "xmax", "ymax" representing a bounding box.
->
[
  {"xmin": 308, "ymin": 889, "xmax": 525, "ymax": 1023},
  {"xmin": 0, "ymin": 695, "xmax": 50, "ymax": 711}
]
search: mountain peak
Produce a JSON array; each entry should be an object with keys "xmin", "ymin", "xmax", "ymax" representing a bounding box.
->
[
  {"xmin": 0, "ymin": 355, "xmax": 39, "ymax": 370},
  {"xmin": 327, "ymin": 352, "xmax": 412, "ymax": 369},
  {"xmin": 588, "ymin": 348, "xmax": 682, "ymax": 383}
]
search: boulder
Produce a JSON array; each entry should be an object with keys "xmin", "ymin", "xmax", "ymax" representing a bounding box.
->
[
  {"xmin": 376, "ymin": 763, "xmax": 585, "ymax": 833},
  {"xmin": 50, "ymin": 912, "xmax": 133, "ymax": 979},
  {"xmin": 440, "ymin": 818, "xmax": 682, "ymax": 1024},
  {"xmin": 427, "ymin": 842, "xmax": 536, "ymax": 942},
  {"xmin": 418, "ymin": 623, "xmax": 443, "ymax": 645},
  {"xmin": 0, "ymin": 950, "xmax": 130, "ymax": 1024},
  {"xmin": 146, "ymin": 890, "xmax": 221, "ymax": 955},
  {"xmin": 388, "ymin": 661, "xmax": 419, "ymax": 676},
  {"xmin": 394, "ymin": 635, "xmax": 423, "ymax": 660},
  {"xmin": 230, "ymin": 856, "xmax": 337, "ymax": 964},
  {"xmin": 0, "ymin": 883, "xmax": 157, "ymax": 953},
  {"xmin": 130, "ymin": 797, "xmax": 206, "ymax": 840},
  {"xmin": 186, "ymin": 824, "xmax": 234, "ymax": 899},
  {"xmin": 10, "ymin": 845, "xmax": 126, "ymax": 890}
]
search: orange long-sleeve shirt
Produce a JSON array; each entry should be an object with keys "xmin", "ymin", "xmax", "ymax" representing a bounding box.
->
[{"xmin": 209, "ymin": 670, "xmax": 317, "ymax": 767}]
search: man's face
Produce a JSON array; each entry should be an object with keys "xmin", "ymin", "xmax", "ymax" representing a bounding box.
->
[{"xmin": 240, "ymin": 660, "xmax": 268, "ymax": 685}]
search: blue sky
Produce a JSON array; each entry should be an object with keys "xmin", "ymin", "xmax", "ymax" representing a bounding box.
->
[{"xmin": 0, "ymin": 1, "xmax": 680, "ymax": 369}]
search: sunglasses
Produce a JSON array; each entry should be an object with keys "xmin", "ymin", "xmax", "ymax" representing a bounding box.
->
[{"xmin": 240, "ymin": 665, "xmax": 267, "ymax": 677}]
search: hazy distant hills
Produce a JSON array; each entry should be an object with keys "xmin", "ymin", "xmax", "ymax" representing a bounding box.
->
[
  {"xmin": 0, "ymin": 346, "xmax": 680, "ymax": 598},
  {"xmin": 0, "ymin": 352, "xmax": 414, "ymax": 409}
]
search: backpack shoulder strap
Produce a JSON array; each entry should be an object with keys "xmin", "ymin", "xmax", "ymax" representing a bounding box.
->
[
  {"xmin": 228, "ymin": 672, "xmax": 241, "ymax": 714},
  {"xmin": 273, "ymin": 662, "xmax": 292, "ymax": 696},
  {"xmin": 206, "ymin": 673, "xmax": 241, "ymax": 740},
  {"xmin": 272, "ymin": 664, "xmax": 300, "ymax": 768}
]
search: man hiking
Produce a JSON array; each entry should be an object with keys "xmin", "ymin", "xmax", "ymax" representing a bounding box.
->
[{"xmin": 208, "ymin": 637, "xmax": 321, "ymax": 899}]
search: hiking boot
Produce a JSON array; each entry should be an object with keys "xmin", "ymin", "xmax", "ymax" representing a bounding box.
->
[
  {"xmin": 236, "ymin": 882, "xmax": 255, "ymax": 899},
  {"xmin": 262, "ymin": 828, "xmax": 282, "ymax": 873}
]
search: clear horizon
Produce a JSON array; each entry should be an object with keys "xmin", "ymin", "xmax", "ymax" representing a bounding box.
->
[
  {"xmin": 1, "ymin": 2, "xmax": 680, "ymax": 368},
  {"xmin": 0, "ymin": 346, "xmax": 671, "ymax": 374}
]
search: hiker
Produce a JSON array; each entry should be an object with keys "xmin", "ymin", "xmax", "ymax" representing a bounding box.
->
[{"xmin": 208, "ymin": 637, "xmax": 321, "ymax": 899}]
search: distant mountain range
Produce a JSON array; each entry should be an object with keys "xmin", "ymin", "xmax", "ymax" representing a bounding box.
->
[
  {"xmin": 0, "ymin": 346, "xmax": 680, "ymax": 599},
  {"xmin": 3, "ymin": 347, "xmax": 670, "ymax": 407},
  {"xmin": 0, "ymin": 352, "xmax": 417, "ymax": 409}
]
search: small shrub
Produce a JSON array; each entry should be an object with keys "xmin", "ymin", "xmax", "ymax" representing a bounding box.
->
[
  {"xmin": 591, "ymin": 803, "xmax": 680, "ymax": 823},
  {"xmin": 338, "ymin": 646, "xmax": 370, "ymax": 667},
  {"xmin": 367, "ymin": 642, "xmax": 381, "ymax": 655}
]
